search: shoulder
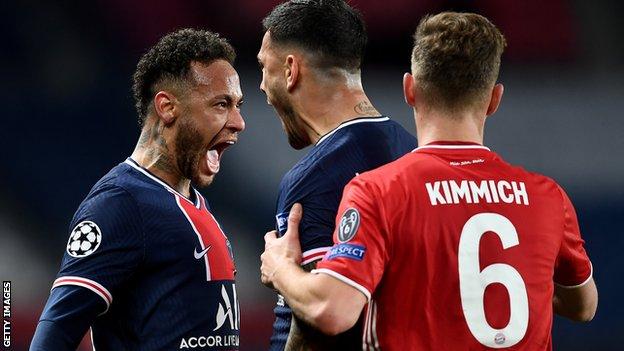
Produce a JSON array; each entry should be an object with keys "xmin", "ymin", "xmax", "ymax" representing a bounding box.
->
[
  {"xmin": 355, "ymin": 151, "xmax": 422, "ymax": 185},
  {"xmin": 494, "ymin": 155, "xmax": 564, "ymax": 197},
  {"xmin": 66, "ymin": 179, "xmax": 144, "ymax": 260},
  {"xmin": 312, "ymin": 118, "xmax": 415, "ymax": 172},
  {"xmin": 343, "ymin": 151, "xmax": 449, "ymax": 206},
  {"xmin": 279, "ymin": 155, "xmax": 332, "ymax": 196},
  {"xmin": 321, "ymin": 118, "xmax": 414, "ymax": 152},
  {"xmin": 74, "ymin": 163, "xmax": 144, "ymax": 227}
]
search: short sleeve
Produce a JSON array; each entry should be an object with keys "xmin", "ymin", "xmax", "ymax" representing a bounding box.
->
[
  {"xmin": 276, "ymin": 170, "xmax": 340, "ymax": 265},
  {"xmin": 553, "ymin": 185, "xmax": 592, "ymax": 287},
  {"xmin": 313, "ymin": 176, "xmax": 390, "ymax": 300},
  {"xmin": 53, "ymin": 185, "xmax": 144, "ymax": 311},
  {"xmin": 298, "ymin": 193, "xmax": 340, "ymax": 262}
]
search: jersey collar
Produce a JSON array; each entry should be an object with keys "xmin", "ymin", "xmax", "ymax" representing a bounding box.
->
[
  {"xmin": 124, "ymin": 157, "xmax": 201, "ymax": 209},
  {"xmin": 413, "ymin": 141, "xmax": 491, "ymax": 152},
  {"xmin": 315, "ymin": 116, "xmax": 389, "ymax": 147}
]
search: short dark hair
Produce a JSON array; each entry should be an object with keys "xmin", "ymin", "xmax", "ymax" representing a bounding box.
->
[
  {"xmin": 132, "ymin": 28, "xmax": 236, "ymax": 125},
  {"xmin": 262, "ymin": 0, "xmax": 367, "ymax": 71},
  {"xmin": 411, "ymin": 12, "xmax": 506, "ymax": 110}
]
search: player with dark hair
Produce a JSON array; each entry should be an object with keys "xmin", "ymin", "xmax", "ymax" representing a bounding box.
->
[
  {"xmin": 258, "ymin": 0, "xmax": 415, "ymax": 350},
  {"xmin": 30, "ymin": 28, "xmax": 245, "ymax": 350},
  {"xmin": 261, "ymin": 12, "xmax": 598, "ymax": 350}
]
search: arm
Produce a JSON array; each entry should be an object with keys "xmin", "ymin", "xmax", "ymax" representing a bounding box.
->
[
  {"xmin": 553, "ymin": 277, "xmax": 598, "ymax": 322},
  {"xmin": 553, "ymin": 185, "xmax": 598, "ymax": 322},
  {"xmin": 261, "ymin": 204, "xmax": 367, "ymax": 335},
  {"xmin": 30, "ymin": 286, "xmax": 105, "ymax": 350},
  {"xmin": 31, "ymin": 186, "xmax": 143, "ymax": 349}
]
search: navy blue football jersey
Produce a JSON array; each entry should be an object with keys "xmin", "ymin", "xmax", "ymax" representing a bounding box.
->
[
  {"xmin": 270, "ymin": 116, "xmax": 416, "ymax": 349},
  {"xmin": 31, "ymin": 158, "xmax": 239, "ymax": 350}
]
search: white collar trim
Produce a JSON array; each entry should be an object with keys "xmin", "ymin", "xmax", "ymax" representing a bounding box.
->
[
  {"xmin": 413, "ymin": 144, "xmax": 491, "ymax": 152},
  {"xmin": 124, "ymin": 158, "xmax": 200, "ymax": 208},
  {"xmin": 316, "ymin": 116, "xmax": 389, "ymax": 147}
]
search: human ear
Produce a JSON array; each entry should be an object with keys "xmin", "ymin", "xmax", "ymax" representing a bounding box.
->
[
  {"xmin": 486, "ymin": 83, "xmax": 504, "ymax": 116},
  {"xmin": 153, "ymin": 91, "xmax": 177, "ymax": 125},
  {"xmin": 285, "ymin": 55, "xmax": 299, "ymax": 92},
  {"xmin": 403, "ymin": 73, "xmax": 416, "ymax": 107}
]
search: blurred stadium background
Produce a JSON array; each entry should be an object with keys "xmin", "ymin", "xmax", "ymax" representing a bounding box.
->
[{"xmin": 1, "ymin": 0, "xmax": 622, "ymax": 350}]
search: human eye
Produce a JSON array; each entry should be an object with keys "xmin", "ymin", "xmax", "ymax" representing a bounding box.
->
[{"xmin": 213, "ymin": 101, "xmax": 228, "ymax": 110}]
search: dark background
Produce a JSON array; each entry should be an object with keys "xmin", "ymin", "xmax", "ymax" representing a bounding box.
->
[{"xmin": 1, "ymin": 0, "xmax": 622, "ymax": 350}]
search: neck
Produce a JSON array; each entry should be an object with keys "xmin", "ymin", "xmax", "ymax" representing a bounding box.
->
[
  {"xmin": 294, "ymin": 71, "xmax": 381, "ymax": 144},
  {"xmin": 414, "ymin": 108, "xmax": 485, "ymax": 146},
  {"xmin": 130, "ymin": 119, "xmax": 192, "ymax": 197}
]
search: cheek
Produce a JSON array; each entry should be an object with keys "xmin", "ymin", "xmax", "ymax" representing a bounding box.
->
[
  {"xmin": 188, "ymin": 111, "xmax": 228, "ymax": 142},
  {"xmin": 264, "ymin": 71, "xmax": 279, "ymax": 92},
  {"xmin": 207, "ymin": 111, "xmax": 228, "ymax": 139},
  {"xmin": 203, "ymin": 108, "xmax": 229, "ymax": 126},
  {"xmin": 204, "ymin": 115, "xmax": 228, "ymax": 136}
]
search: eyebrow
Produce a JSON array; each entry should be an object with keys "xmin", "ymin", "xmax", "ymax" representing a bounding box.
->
[{"xmin": 211, "ymin": 94, "xmax": 243, "ymax": 103}]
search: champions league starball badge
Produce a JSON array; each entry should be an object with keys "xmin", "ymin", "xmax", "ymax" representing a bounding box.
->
[
  {"xmin": 338, "ymin": 208, "xmax": 360, "ymax": 243},
  {"xmin": 66, "ymin": 221, "xmax": 102, "ymax": 258}
]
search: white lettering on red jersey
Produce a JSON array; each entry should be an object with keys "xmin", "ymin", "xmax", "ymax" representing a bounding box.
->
[{"xmin": 314, "ymin": 142, "xmax": 592, "ymax": 351}]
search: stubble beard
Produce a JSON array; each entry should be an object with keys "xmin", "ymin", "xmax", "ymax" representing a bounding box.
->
[
  {"xmin": 270, "ymin": 86, "xmax": 311, "ymax": 150},
  {"xmin": 174, "ymin": 116, "xmax": 213, "ymax": 188}
]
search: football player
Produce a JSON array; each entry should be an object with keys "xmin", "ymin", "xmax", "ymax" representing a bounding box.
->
[
  {"xmin": 261, "ymin": 12, "xmax": 597, "ymax": 350},
  {"xmin": 31, "ymin": 29, "xmax": 244, "ymax": 350},
  {"xmin": 257, "ymin": 0, "xmax": 416, "ymax": 349}
]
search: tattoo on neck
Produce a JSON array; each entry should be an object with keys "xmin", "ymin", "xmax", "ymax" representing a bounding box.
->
[
  {"xmin": 153, "ymin": 153, "xmax": 176, "ymax": 174},
  {"xmin": 354, "ymin": 101, "xmax": 379, "ymax": 116},
  {"xmin": 138, "ymin": 129, "xmax": 150, "ymax": 146},
  {"xmin": 137, "ymin": 119, "xmax": 177, "ymax": 175},
  {"xmin": 137, "ymin": 119, "xmax": 163, "ymax": 148}
]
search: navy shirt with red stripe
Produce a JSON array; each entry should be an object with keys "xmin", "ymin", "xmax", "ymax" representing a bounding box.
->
[
  {"xmin": 269, "ymin": 116, "xmax": 415, "ymax": 350},
  {"xmin": 31, "ymin": 158, "xmax": 239, "ymax": 350}
]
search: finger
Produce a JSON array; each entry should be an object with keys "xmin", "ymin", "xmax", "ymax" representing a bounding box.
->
[
  {"xmin": 285, "ymin": 203, "xmax": 302, "ymax": 240},
  {"xmin": 264, "ymin": 230, "xmax": 278, "ymax": 242}
]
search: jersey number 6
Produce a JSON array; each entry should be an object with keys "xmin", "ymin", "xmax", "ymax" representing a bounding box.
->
[{"xmin": 458, "ymin": 213, "xmax": 529, "ymax": 348}]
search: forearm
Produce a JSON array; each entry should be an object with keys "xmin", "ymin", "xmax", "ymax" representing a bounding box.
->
[
  {"xmin": 553, "ymin": 278, "xmax": 598, "ymax": 322},
  {"xmin": 30, "ymin": 320, "xmax": 83, "ymax": 351},
  {"xmin": 273, "ymin": 262, "xmax": 330, "ymax": 329},
  {"xmin": 262, "ymin": 204, "xmax": 365, "ymax": 335},
  {"xmin": 30, "ymin": 286, "xmax": 104, "ymax": 350},
  {"xmin": 272, "ymin": 262, "xmax": 366, "ymax": 335}
]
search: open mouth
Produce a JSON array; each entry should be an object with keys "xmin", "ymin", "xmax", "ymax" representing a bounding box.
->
[{"xmin": 205, "ymin": 139, "xmax": 236, "ymax": 174}]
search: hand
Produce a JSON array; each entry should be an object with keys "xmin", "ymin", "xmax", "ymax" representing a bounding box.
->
[{"xmin": 261, "ymin": 203, "xmax": 303, "ymax": 289}]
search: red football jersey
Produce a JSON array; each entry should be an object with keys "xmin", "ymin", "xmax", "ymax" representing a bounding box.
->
[{"xmin": 314, "ymin": 142, "xmax": 592, "ymax": 350}]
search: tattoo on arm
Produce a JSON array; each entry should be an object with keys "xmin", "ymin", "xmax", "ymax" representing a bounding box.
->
[
  {"xmin": 354, "ymin": 101, "xmax": 380, "ymax": 116},
  {"xmin": 286, "ymin": 258, "xmax": 362, "ymax": 350},
  {"xmin": 285, "ymin": 260, "xmax": 318, "ymax": 351}
]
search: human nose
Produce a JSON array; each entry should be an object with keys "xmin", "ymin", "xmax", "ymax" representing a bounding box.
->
[{"xmin": 227, "ymin": 108, "xmax": 245, "ymax": 132}]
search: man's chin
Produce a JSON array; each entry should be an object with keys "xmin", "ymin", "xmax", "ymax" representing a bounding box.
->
[
  {"xmin": 193, "ymin": 173, "xmax": 216, "ymax": 189},
  {"xmin": 287, "ymin": 133, "xmax": 312, "ymax": 150}
]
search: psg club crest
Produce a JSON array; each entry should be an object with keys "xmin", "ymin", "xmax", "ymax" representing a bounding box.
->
[
  {"xmin": 338, "ymin": 208, "xmax": 360, "ymax": 243},
  {"xmin": 66, "ymin": 221, "xmax": 102, "ymax": 258}
]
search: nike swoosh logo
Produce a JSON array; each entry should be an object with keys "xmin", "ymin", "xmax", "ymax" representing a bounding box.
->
[{"xmin": 194, "ymin": 245, "xmax": 211, "ymax": 259}]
